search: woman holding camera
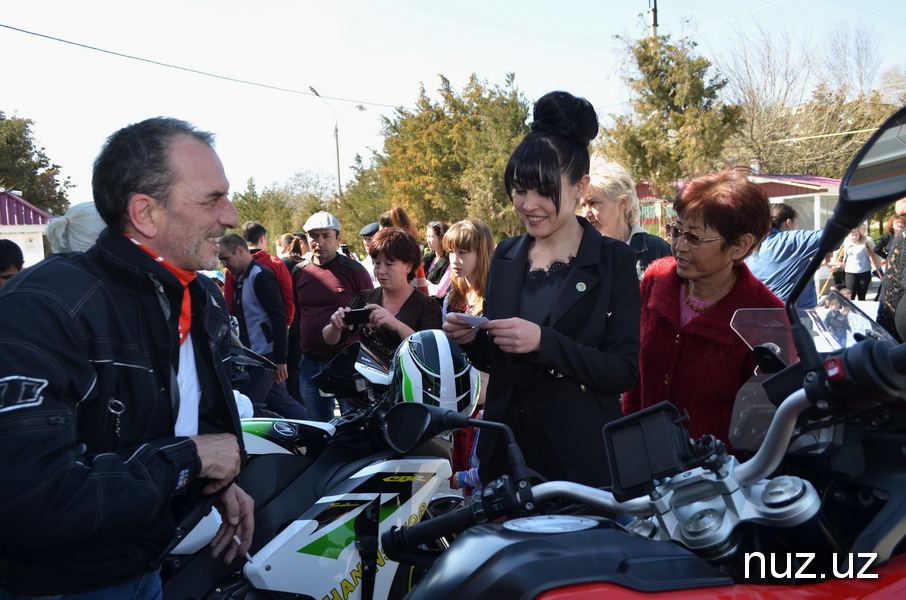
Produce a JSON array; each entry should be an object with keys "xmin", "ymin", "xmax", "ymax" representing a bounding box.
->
[{"xmin": 323, "ymin": 227, "xmax": 442, "ymax": 365}]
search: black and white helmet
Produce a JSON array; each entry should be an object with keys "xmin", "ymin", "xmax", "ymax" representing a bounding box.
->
[{"xmin": 389, "ymin": 330, "xmax": 479, "ymax": 416}]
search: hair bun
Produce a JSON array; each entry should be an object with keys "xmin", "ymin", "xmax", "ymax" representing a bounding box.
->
[{"xmin": 530, "ymin": 91, "xmax": 598, "ymax": 145}]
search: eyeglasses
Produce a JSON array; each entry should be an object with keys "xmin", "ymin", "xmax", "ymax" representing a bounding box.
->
[
  {"xmin": 665, "ymin": 222, "xmax": 724, "ymax": 248},
  {"xmin": 428, "ymin": 221, "xmax": 442, "ymax": 228}
]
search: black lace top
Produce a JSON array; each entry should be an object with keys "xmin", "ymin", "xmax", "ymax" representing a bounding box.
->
[
  {"xmin": 519, "ymin": 256, "xmax": 575, "ymax": 326},
  {"xmin": 878, "ymin": 230, "xmax": 906, "ymax": 340}
]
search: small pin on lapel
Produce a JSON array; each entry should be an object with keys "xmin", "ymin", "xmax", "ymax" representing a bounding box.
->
[{"xmin": 576, "ymin": 282, "xmax": 587, "ymax": 292}]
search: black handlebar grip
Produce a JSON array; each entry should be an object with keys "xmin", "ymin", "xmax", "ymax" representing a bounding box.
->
[{"xmin": 382, "ymin": 505, "xmax": 477, "ymax": 557}]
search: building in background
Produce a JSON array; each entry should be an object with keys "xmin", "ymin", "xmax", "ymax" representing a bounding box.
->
[
  {"xmin": 636, "ymin": 174, "xmax": 842, "ymax": 303},
  {"xmin": 0, "ymin": 190, "xmax": 52, "ymax": 267}
]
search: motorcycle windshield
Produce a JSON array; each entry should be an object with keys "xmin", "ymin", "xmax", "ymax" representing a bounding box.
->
[
  {"xmin": 728, "ymin": 290, "xmax": 893, "ymax": 454},
  {"xmin": 730, "ymin": 290, "xmax": 894, "ymax": 364}
]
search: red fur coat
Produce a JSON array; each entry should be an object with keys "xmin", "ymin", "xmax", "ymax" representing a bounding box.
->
[{"xmin": 622, "ymin": 257, "xmax": 783, "ymax": 443}]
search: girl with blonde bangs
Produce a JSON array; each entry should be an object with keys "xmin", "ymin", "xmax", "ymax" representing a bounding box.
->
[
  {"xmin": 442, "ymin": 218, "xmax": 494, "ymax": 317},
  {"xmin": 441, "ymin": 216, "xmax": 494, "ymax": 498}
]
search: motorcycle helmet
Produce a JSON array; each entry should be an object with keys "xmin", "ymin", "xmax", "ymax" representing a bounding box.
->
[{"xmin": 389, "ymin": 330, "xmax": 479, "ymax": 416}]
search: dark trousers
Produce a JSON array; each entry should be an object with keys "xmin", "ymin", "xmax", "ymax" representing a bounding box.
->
[
  {"xmin": 299, "ymin": 354, "xmax": 351, "ymax": 422},
  {"xmin": 238, "ymin": 366, "xmax": 273, "ymax": 411},
  {"xmin": 0, "ymin": 569, "xmax": 162, "ymax": 600},
  {"xmin": 240, "ymin": 367, "xmax": 308, "ymax": 419},
  {"xmin": 845, "ymin": 271, "xmax": 871, "ymax": 301},
  {"xmin": 266, "ymin": 380, "xmax": 308, "ymax": 420}
]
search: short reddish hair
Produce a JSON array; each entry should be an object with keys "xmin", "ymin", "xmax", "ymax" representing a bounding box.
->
[
  {"xmin": 673, "ymin": 169, "xmax": 771, "ymax": 260},
  {"xmin": 369, "ymin": 227, "xmax": 421, "ymax": 281},
  {"xmin": 885, "ymin": 213, "xmax": 906, "ymax": 235}
]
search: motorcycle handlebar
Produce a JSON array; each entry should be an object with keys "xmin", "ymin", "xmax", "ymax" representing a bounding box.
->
[
  {"xmin": 383, "ymin": 479, "xmax": 656, "ymax": 561},
  {"xmin": 735, "ymin": 388, "xmax": 812, "ymax": 486},
  {"xmin": 384, "ymin": 340, "xmax": 906, "ymax": 564},
  {"xmin": 736, "ymin": 339, "xmax": 906, "ymax": 486},
  {"xmin": 383, "ymin": 475, "xmax": 525, "ymax": 558},
  {"xmin": 533, "ymin": 481, "xmax": 653, "ymax": 516},
  {"xmin": 382, "ymin": 503, "xmax": 479, "ymax": 557}
]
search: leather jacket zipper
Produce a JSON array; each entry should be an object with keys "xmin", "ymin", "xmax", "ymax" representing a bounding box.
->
[{"xmin": 0, "ymin": 414, "xmax": 71, "ymax": 435}]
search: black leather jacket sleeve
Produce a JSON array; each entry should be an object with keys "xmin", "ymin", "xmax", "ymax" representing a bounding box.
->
[{"xmin": 0, "ymin": 261, "xmax": 201, "ymax": 547}]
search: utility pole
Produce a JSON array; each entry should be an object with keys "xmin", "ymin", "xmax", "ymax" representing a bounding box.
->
[
  {"xmin": 309, "ymin": 86, "xmax": 343, "ymax": 198},
  {"xmin": 648, "ymin": 0, "xmax": 658, "ymax": 38}
]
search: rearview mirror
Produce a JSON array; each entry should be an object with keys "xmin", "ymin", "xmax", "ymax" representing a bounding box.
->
[
  {"xmin": 787, "ymin": 105, "xmax": 906, "ymax": 335},
  {"xmin": 382, "ymin": 402, "xmax": 470, "ymax": 454},
  {"xmin": 845, "ymin": 111, "xmax": 906, "ymax": 204}
]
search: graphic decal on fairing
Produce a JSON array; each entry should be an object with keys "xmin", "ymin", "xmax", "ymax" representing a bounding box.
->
[
  {"xmin": 273, "ymin": 421, "xmax": 297, "ymax": 436},
  {"xmin": 320, "ymin": 548, "xmax": 392, "ymax": 600},
  {"xmin": 296, "ymin": 472, "xmax": 434, "ymax": 558}
]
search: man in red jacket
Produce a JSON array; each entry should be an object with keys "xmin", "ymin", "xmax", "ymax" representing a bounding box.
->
[{"xmin": 223, "ymin": 222, "xmax": 294, "ymax": 327}]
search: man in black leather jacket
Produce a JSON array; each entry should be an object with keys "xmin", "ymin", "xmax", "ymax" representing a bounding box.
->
[{"xmin": 0, "ymin": 117, "xmax": 253, "ymax": 598}]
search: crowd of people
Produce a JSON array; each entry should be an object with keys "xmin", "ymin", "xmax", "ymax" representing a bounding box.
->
[{"xmin": 0, "ymin": 91, "xmax": 897, "ymax": 598}]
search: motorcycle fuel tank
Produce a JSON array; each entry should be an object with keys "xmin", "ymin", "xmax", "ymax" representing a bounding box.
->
[{"xmin": 404, "ymin": 516, "xmax": 730, "ymax": 600}]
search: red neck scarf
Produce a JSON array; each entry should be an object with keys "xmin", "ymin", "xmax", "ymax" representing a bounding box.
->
[{"xmin": 127, "ymin": 236, "xmax": 197, "ymax": 345}]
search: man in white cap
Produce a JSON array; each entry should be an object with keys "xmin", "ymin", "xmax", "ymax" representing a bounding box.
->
[{"xmin": 293, "ymin": 212, "xmax": 373, "ymax": 421}]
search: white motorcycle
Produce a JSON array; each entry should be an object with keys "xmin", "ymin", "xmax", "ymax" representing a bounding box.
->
[{"xmin": 163, "ymin": 332, "xmax": 474, "ymax": 600}]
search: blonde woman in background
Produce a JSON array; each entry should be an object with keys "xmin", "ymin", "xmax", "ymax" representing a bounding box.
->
[
  {"xmin": 579, "ymin": 156, "xmax": 671, "ymax": 279},
  {"xmin": 46, "ymin": 203, "xmax": 105, "ymax": 253}
]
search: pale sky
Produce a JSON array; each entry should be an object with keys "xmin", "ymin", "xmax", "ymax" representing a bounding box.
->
[{"xmin": 1, "ymin": 0, "xmax": 904, "ymax": 207}]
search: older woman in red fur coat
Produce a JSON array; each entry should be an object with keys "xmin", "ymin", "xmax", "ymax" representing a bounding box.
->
[{"xmin": 622, "ymin": 169, "xmax": 782, "ymax": 444}]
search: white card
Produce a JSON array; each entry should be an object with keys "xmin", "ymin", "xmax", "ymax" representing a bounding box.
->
[{"xmin": 448, "ymin": 313, "xmax": 489, "ymax": 327}]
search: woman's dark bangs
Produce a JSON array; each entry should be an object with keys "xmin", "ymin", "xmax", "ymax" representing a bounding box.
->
[{"xmin": 504, "ymin": 138, "xmax": 563, "ymax": 212}]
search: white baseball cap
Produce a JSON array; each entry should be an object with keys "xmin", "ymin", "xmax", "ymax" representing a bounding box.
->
[{"xmin": 303, "ymin": 211, "xmax": 341, "ymax": 232}]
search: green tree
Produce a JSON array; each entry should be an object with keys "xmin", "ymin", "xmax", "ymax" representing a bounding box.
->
[
  {"xmin": 378, "ymin": 76, "xmax": 468, "ymax": 227},
  {"xmin": 336, "ymin": 154, "xmax": 390, "ymax": 255},
  {"xmin": 343, "ymin": 74, "xmax": 529, "ymax": 243},
  {"xmin": 0, "ymin": 112, "xmax": 71, "ymax": 215},
  {"xmin": 599, "ymin": 35, "xmax": 743, "ymax": 196},
  {"xmin": 458, "ymin": 73, "xmax": 529, "ymax": 238},
  {"xmin": 231, "ymin": 171, "xmax": 333, "ymax": 241}
]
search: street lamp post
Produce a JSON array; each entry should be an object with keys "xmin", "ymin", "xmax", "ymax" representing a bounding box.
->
[{"xmin": 309, "ymin": 86, "xmax": 343, "ymax": 198}]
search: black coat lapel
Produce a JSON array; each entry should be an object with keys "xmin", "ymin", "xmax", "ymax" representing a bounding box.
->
[
  {"xmin": 549, "ymin": 220, "xmax": 602, "ymax": 328},
  {"xmin": 487, "ymin": 235, "xmax": 532, "ymax": 320}
]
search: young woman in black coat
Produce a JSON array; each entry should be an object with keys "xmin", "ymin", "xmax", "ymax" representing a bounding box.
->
[{"xmin": 443, "ymin": 91, "xmax": 640, "ymax": 488}]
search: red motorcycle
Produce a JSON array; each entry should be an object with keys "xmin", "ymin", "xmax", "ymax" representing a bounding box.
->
[{"xmin": 381, "ymin": 105, "xmax": 906, "ymax": 599}]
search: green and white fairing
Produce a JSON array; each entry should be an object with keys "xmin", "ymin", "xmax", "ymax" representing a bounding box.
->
[
  {"xmin": 241, "ymin": 417, "xmax": 336, "ymax": 456},
  {"xmin": 244, "ymin": 457, "xmax": 452, "ymax": 600}
]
